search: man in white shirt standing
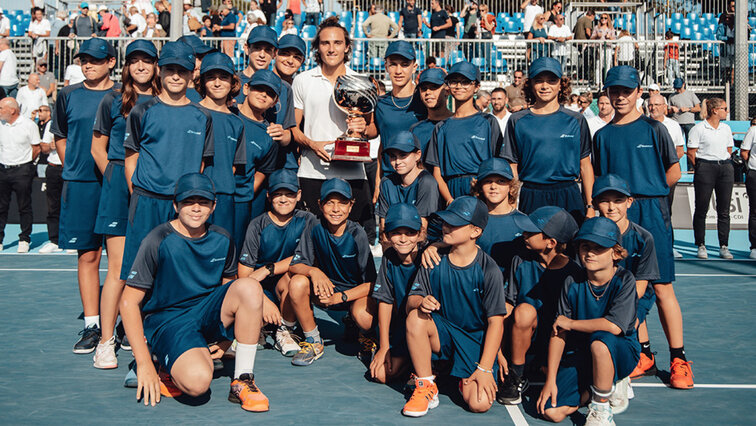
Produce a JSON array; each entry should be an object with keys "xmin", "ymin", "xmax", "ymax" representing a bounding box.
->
[
  {"xmin": 0, "ymin": 38, "xmax": 19, "ymax": 98},
  {"xmin": 39, "ymin": 103, "xmax": 64, "ymax": 253},
  {"xmin": 490, "ymin": 87, "xmax": 510, "ymax": 132},
  {"xmin": 0, "ymin": 98, "xmax": 41, "ymax": 253},
  {"xmin": 16, "ymin": 73, "xmax": 49, "ymax": 119},
  {"xmin": 127, "ymin": 6, "xmax": 147, "ymax": 37},
  {"xmin": 27, "ymin": 7, "xmax": 52, "ymax": 42},
  {"xmin": 546, "ymin": 14, "xmax": 572, "ymax": 70},
  {"xmin": 521, "ymin": 0, "xmax": 543, "ymax": 34},
  {"xmin": 0, "ymin": 10, "xmax": 10, "ymax": 38},
  {"xmin": 587, "ymin": 92, "xmax": 614, "ymax": 137},
  {"xmin": 739, "ymin": 118, "xmax": 756, "ymax": 259}
]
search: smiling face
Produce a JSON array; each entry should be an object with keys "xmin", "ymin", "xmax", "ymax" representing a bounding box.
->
[
  {"xmin": 246, "ymin": 85, "xmax": 278, "ymax": 112},
  {"xmin": 594, "ymin": 191, "xmax": 632, "ymax": 224},
  {"xmin": 597, "ymin": 95, "xmax": 614, "ymax": 118},
  {"xmin": 275, "ymin": 47, "xmax": 305, "ymax": 77},
  {"xmin": 607, "ymin": 85, "xmax": 641, "ymax": 116},
  {"xmin": 578, "ymin": 240, "xmax": 615, "ymax": 272},
  {"xmin": 418, "ymin": 82, "xmax": 447, "ymax": 109},
  {"xmin": 386, "ymin": 55, "xmax": 417, "ymax": 89},
  {"xmin": 317, "ymin": 27, "xmax": 348, "ymax": 68},
  {"xmin": 247, "ymin": 42, "xmax": 276, "ymax": 71},
  {"xmin": 202, "ymin": 69, "xmax": 233, "ymax": 101},
  {"xmin": 269, "ymin": 188, "xmax": 300, "ymax": 216},
  {"xmin": 160, "ymin": 64, "xmax": 192, "ymax": 94},
  {"xmin": 387, "ymin": 148, "xmax": 421, "ymax": 176},
  {"xmin": 531, "ymin": 72, "xmax": 560, "ymax": 104},
  {"xmin": 127, "ymin": 52, "xmax": 157, "ymax": 85},
  {"xmin": 319, "ymin": 194, "xmax": 354, "ymax": 227},
  {"xmin": 445, "ymin": 76, "xmax": 478, "ymax": 103},
  {"xmin": 387, "ymin": 227, "xmax": 421, "ymax": 255},
  {"xmin": 175, "ymin": 196, "xmax": 215, "ymax": 230},
  {"xmin": 441, "ymin": 223, "xmax": 480, "ymax": 245},
  {"xmin": 490, "ymin": 91, "xmax": 508, "ymax": 114},
  {"xmin": 479, "ymin": 175, "xmax": 511, "ymax": 206}
]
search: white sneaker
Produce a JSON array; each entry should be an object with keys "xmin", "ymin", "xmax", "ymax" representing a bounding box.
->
[
  {"xmin": 39, "ymin": 242, "xmax": 62, "ymax": 253},
  {"xmin": 370, "ymin": 243, "xmax": 383, "ymax": 258},
  {"xmin": 93, "ymin": 336, "xmax": 118, "ymax": 369},
  {"xmin": 627, "ymin": 381, "xmax": 634, "ymax": 400},
  {"xmin": 0, "ymin": 244, "xmax": 4, "ymax": 251},
  {"xmin": 65, "ymin": 249, "xmax": 77, "ymax": 253},
  {"xmin": 17, "ymin": 241, "xmax": 30, "ymax": 253},
  {"xmin": 719, "ymin": 245, "xmax": 733, "ymax": 259},
  {"xmin": 585, "ymin": 402, "xmax": 616, "ymax": 426},
  {"xmin": 696, "ymin": 245, "xmax": 708, "ymax": 259},
  {"xmin": 274, "ymin": 326, "xmax": 301, "ymax": 357},
  {"xmin": 750, "ymin": 249, "xmax": 756, "ymax": 260},
  {"xmin": 673, "ymin": 248, "xmax": 683, "ymax": 258},
  {"xmin": 609, "ymin": 377, "xmax": 630, "ymax": 415}
]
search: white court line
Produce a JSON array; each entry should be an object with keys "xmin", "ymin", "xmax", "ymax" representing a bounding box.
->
[
  {"xmin": 0, "ymin": 268, "xmax": 108, "ymax": 272},
  {"xmin": 677, "ymin": 274, "xmax": 756, "ymax": 277},
  {"xmin": 506, "ymin": 404, "xmax": 530, "ymax": 426},
  {"xmin": 530, "ymin": 382, "xmax": 756, "ymax": 389}
]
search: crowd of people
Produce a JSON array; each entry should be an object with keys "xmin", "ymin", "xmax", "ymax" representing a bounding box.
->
[{"xmin": 0, "ymin": 2, "xmax": 755, "ymax": 424}]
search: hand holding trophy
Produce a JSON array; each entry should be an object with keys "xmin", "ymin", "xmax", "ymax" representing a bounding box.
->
[{"xmin": 331, "ymin": 74, "xmax": 379, "ymax": 162}]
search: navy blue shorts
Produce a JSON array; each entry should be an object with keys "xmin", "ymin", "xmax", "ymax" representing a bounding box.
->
[
  {"xmin": 94, "ymin": 162, "xmax": 129, "ymax": 236},
  {"xmin": 59, "ymin": 180, "xmax": 103, "ymax": 250},
  {"xmin": 260, "ymin": 275, "xmax": 280, "ymax": 304},
  {"xmin": 233, "ymin": 200, "xmax": 251, "ymax": 250},
  {"xmin": 543, "ymin": 331, "xmax": 640, "ymax": 409},
  {"xmin": 209, "ymin": 193, "xmax": 234, "ymax": 237},
  {"xmin": 431, "ymin": 313, "xmax": 497, "ymax": 381},
  {"xmin": 520, "ymin": 181, "xmax": 585, "ymax": 224},
  {"xmin": 637, "ymin": 286, "xmax": 657, "ymax": 324},
  {"xmin": 389, "ymin": 321, "xmax": 408, "ymax": 357},
  {"xmin": 445, "ymin": 175, "xmax": 474, "ymax": 200},
  {"xmin": 144, "ymin": 283, "xmax": 234, "ymax": 372},
  {"xmin": 120, "ymin": 190, "xmax": 175, "ymax": 280},
  {"xmin": 251, "ymin": 187, "xmax": 267, "ymax": 223},
  {"xmin": 628, "ymin": 197, "xmax": 675, "ymax": 283}
]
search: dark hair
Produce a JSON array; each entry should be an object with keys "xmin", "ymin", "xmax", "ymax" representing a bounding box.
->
[
  {"xmin": 313, "ymin": 16, "xmax": 352, "ymax": 66},
  {"xmin": 31, "ymin": 7, "xmax": 43, "ymax": 14},
  {"xmin": 491, "ymin": 87, "xmax": 506, "ymax": 96},
  {"xmin": 524, "ymin": 76, "xmax": 572, "ymax": 105},
  {"xmin": 195, "ymin": 72, "xmax": 242, "ymax": 103},
  {"xmin": 426, "ymin": 56, "xmax": 436, "ymax": 66},
  {"xmin": 586, "ymin": 9, "xmax": 595, "ymax": 16},
  {"xmin": 120, "ymin": 55, "xmax": 160, "ymax": 117}
]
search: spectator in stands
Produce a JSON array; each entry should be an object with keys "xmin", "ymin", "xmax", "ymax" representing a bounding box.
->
[
  {"xmin": 505, "ymin": 69, "xmax": 525, "ymax": 103},
  {"xmin": 586, "ymin": 92, "xmax": 613, "ymax": 136},
  {"xmin": 36, "ymin": 60, "xmax": 56, "ymax": 103},
  {"xmin": 259, "ymin": 0, "xmax": 277, "ymax": 29},
  {"xmin": 0, "ymin": 97, "xmax": 40, "ymax": 253},
  {"xmin": 669, "ymin": 78, "xmax": 701, "ymax": 141},
  {"xmin": 0, "ymin": 10, "xmax": 10, "ymax": 38},
  {"xmin": 280, "ymin": 18, "xmax": 297, "ymax": 36},
  {"xmin": 544, "ymin": 1, "xmax": 562, "ymax": 25},
  {"xmin": 143, "ymin": 12, "xmax": 166, "ymax": 37},
  {"xmin": 126, "ymin": 0, "xmax": 156, "ymax": 15},
  {"xmin": 688, "ymin": 98, "xmax": 735, "ymax": 260},
  {"xmin": 97, "ymin": 5, "xmax": 121, "ymax": 37},
  {"xmin": 399, "ymin": 0, "xmax": 423, "ymax": 38},
  {"xmin": 475, "ymin": 89, "xmax": 491, "ymax": 112},
  {"xmin": 740, "ymin": 117, "xmax": 756, "ymax": 259},
  {"xmin": 215, "ymin": 5, "xmax": 239, "ymax": 57},
  {"xmin": 72, "ymin": 2, "xmax": 98, "ymax": 37},
  {"xmin": 490, "ymin": 87, "xmax": 510, "ymax": 131},
  {"xmin": 591, "ymin": 13, "xmax": 616, "ymax": 79},
  {"xmin": 614, "ymin": 29, "xmax": 638, "ymax": 67},
  {"xmin": 155, "ymin": 0, "xmax": 171, "ymax": 33},
  {"xmin": 362, "ymin": 4, "xmax": 399, "ymax": 60},
  {"xmin": 199, "ymin": 14, "xmax": 212, "ymax": 36},
  {"xmin": 445, "ymin": 5, "xmax": 460, "ymax": 38},
  {"xmin": 478, "ymin": 2, "xmax": 495, "ymax": 40},
  {"xmin": 663, "ymin": 30, "xmax": 680, "ymax": 86},
  {"xmin": 28, "ymin": 7, "xmax": 51, "ymax": 63},
  {"xmin": 547, "ymin": 14, "xmax": 572, "ymax": 70},
  {"xmin": 717, "ymin": 11, "xmax": 735, "ymax": 85},
  {"xmin": 36, "ymin": 104, "xmax": 50, "ymax": 137},
  {"xmin": 521, "ymin": 0, "xmax": 543, "ymax": 34},
  {"xmin": 280, "ymin": 0, "xmax": 302, "ymax": 28},
  {"xmin": 526, "ymin": 14, "xmax": 548, "ymax": 62},
  {"xmin": 303, "ymin": 0, "xmax": 321, "ymax": 26},
  {"xmin": 182, "ymin": 0, "xmax": 202, "ymax": 35},
  {"xmin": 425, "ymin": 0, "xmax": 452, "ymax": 56},
  {"xmin": 126, "ymin": 6, "xmax": 147, "ymax": 37},
  {"xmin": 460, "ymin": 1, "xmax": 479, "ymax": 59},
  {"xmin": 16, "ymin": 73, "xmax": 48, "ymax": 119},
  {"xmin": 0, "ymin": 38, "xmax": 19, "ymax": 98},
  {"xmin": 64, "ymin": 57, "xmax": 85, "ymax": 86},
  {"xmin": 578, "ymin": 91, "xmax": 594, "ymax": 118},
  {"xmin": 573, "ymin": 9, "xmax": 594, "ymax": 81},
  {"xmin": 508, "ymin": 96, "xmax": 526, "ymax": 112}
]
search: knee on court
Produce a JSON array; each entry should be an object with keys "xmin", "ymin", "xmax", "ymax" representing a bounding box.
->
[
  {"xmin": 513, "ymin": 303, "xmax": 538, "ymax": 328},
  {"xmin": 174, "ymin": 364, "xmax": 213, "ymax": 397},
  {"xmin": 405, "ymin": 309, "xmax": 427, "ymax": 336},
  {"xmin": 465, "ymin": 395, "xmax": 493, "ymax": 413},
  {"xmin": 542, "ymin": 406, "xmax": 574, "ymax": 423}
]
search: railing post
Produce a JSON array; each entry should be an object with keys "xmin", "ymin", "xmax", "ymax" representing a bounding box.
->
[
  {"xmin": 170, "ymin": 0, "xmax": 184, "ymax": 40},
  {"xmin": 732, "ymin": 0, "xmax": 748, "ymax": 120}
]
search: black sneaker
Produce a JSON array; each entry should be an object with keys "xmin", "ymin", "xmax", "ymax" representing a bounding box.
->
[
  {"xmin": 115, "ymin": 321, "xmax": 131, "ymax": 351},
  {"xmin": 496, "ymin": 371, "xmax": 529, "ymax": 405},
  {"xmin": 73, "ymin": 325, "xmax": 101, "ymax": 354}
]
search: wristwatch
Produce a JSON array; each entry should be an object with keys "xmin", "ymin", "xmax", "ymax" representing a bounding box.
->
[
  {"xmin": 265, "ymin": 263, "xmax": 275, "ymax": 276},
  {"xmin": 341, "ymin": 292, "xmax": 349, "ymax": 303}
]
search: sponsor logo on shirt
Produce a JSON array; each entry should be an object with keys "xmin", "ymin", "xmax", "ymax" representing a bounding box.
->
[
  {"xmin": 470, "ymin": 135, "xmax": 486, "ymax": 141},
  {"xmin": 560, "ymin": 134, "xmax": 574, "ymax": 138},
  {"xmin": 210, "ymin": 257, "xmax": 226, "ymax": 263},
  {"xmin": 411, "ymin": 282, "xmax": 420, "ymax": 290},
  {"xmin": 108, "ymin": 221, "xmax": 118, "ymax": 228},
  {"xmin": 343, "ymin": 253, "xmax": 356, "ymax": 258},
  {"xmin": 240, "ymin": 254, "xmax": 248, "ymax": 261},
  {"xmin": 249, "ymin": 141, "xmax": 262, "ymax": 150},
  {"xmin": 636, "ymin": 144, "xmax": 653, "ymax": 149},
  {"xmin": 373, "ymin": 283, "xmax": 381, "ymax": 292},
  {"xmin": 631, "ymin": 253, "xmax": 642, "ymax": 258},
  {"xmin": 68, "ymin": 237, "xmax": 77, "ymax": 243},
  {"xmin": 227, "ymin": 136, "xmax": 237, "ymax": 143},
  {"xmin": 128, "ymin": 271, "xmax": 137, "ymax": 279},
  {"xmin": 187, "ymin": 129, "xmax": 202, "ymax": 136}
]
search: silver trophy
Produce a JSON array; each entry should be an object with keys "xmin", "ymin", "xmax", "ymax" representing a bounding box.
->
[{"xmin": 331, "ymin": 75, "xmax": 378, "ymax": 162}]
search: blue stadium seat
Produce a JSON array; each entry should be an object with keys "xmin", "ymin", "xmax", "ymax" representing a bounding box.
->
[
  {"xmin": 513, "ymin": 12, "xmax": 524, "ymax": 20},
  {"xmin": 750, "ymin": 53, "xmax": 756, "ymax": 72},
  {"xmin": 341, "ymin": 11, "xmax": 352, "ymax": 22},
  {"xmin": 352, "ymin": 55, "xmax": 367, "ymax": 72},
  {"xmin": 703, "ymin": 12, "xmax": 715, "ymax": 23},
  {"xmin": 449, "ymin": 50, "xmax": 465, "ymax": 65},
  {"xmin": 688, "ymin": 12, "xmax": 699, "ymax": 22},
  {"xmin": 490, "ymin": 57, "xmax": 507, "ymax": 73},
  {"xmin": 301, "ymin": 25, "xmax": 316, "ymax": 38},
  {"xmin": 368, "ymin": 57, "xmax": 385, "ymax": 72},
  {"xmin": 692, "ymin": 32, "xmax": 703, "ymax": 41},
  {"xmin": 749, "ymin": 17, "xmax": 756, "ymax": 28},
  {"xmin": 415, "ymin": 50, "xmax": 426, "ymax": 69},
  {"xmin": 472, "ymin": 57, "xmax": 486, "ymax": 73},
  {"xmin": 435, "ymin": 57, "xmax": 447, "ymax": 68},
  {"xmin": 671, "ymin": 22, "xmax": 682, "ymax": 34},
  {"xmin": 690, "ymin": 23, "xmax": 700, "ymax": 32},
  {"xmin": 672, "ymin": 12, "xmax": 683, "ymax": 22},
  {"xmin": 702, "ymin": 27, "xmax": 712, "ymax": 39},
  {"xmin": 681, "ymin": 27, "xmax": 692, "ymax": 39},
  {"xmin": 665, "ymin": 17, "xmax": 673, "ymax": 30},
  {"xmin": 357, "ymin": 11, "xmax": 369, "ymax": 22},
  {"xmin": 388, "ymin": 11, "xmax": 399, "ymax": 22}
]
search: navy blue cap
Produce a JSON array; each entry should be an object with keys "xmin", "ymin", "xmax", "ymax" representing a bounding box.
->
[
  {"xmin": 200, "ymin": 51, "xmax": 235, "ymax": 76},
  {"xmin": 575, "ymin": 217, "xmax": 621, "ymax": 248},
  {"xmin": 278, "ymin": 34, "xmax": 306, "ymax": 56},
  {"xmin": 178, "ymin": 35, "xmax": 214, "ymax": 55},
  {"xmin": 74, "ymin": 38, "xmax": 116, "ymax": 59},
  {"xmin": 158, "ymin": 41, "xmax": 196, "ymax": 71},
  {"xmin": 125, "ymin": 39, "xmax": 158, "ymax": 59},
  {"xmin": 267, "ymin": 169, "xmax": 299, "ymax": 193},
  {"xmin": 513, "ymin": 206, "xmax": 578, "ymax": 243},
  {"xmin": 477, "ymin": 157, "xmax": 514, "ymax": 181},
  {"xmin": 418, "ymin": 68, "xmax": 446, "ymax": 85},
  {"xmin": 247, "ymin": 69, "xmax": 281, "ymax": 97},
  {"xmin": 384, "ymin": 40, "xmax": 416, "ymax": 60},
  {"xmin": 384, "ymin": 131, "xmax": 420, "ymax": 153},
  {"xmin": 434, "ymin": 196, "xmax": 489, "ymax": 229},
  {"xmin": 320, "ymin": 178, "xmax": 352, "ymax": 200},
  {"xmin": 446, "ymin": 61, "xmax": 480, "ymax": 82},
  {"xmin": 593, "ymin": 174, "xmax": 632, "ymax": 199},
  {"xmin": 247, "ymin": 25, "xmax": 279, "ymax": 48},
  {"xmin": 603, "ymin": 65, "xmax": 640, "ymax": 90},
  {"xmin": 673, "ymin": 77, "xmax": 684, "ymax": 89},
  {"xmin": 528, "ymin": 56, "xmax": 562, "ymax": 79},
  {"xmin": 174, "ymin": 172, "xmax": 216, "ymax": 202},
  {"xmin": 384, "ymin": 203, "xmax": 422, "ymax": 233}
]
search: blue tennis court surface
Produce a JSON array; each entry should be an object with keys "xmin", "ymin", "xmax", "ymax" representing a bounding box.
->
[{"xmin": 1, "ymin": 226, "xmax": 755, "ymax": 424}]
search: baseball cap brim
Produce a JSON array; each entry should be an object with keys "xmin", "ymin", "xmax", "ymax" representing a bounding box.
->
[
  {"xmin": 593, "ymin": 186, "xmax": 631, "ymax": 199},
  {"xmin": 434, "ymin": 210, "xmax": 470, "ymax": 227},
  {"xmin": 201, "ymin": 63, "xmax": 234, "ymax": 76},
  {"xmin": 248, "ymin": 81, "xmax": 280, "ymax": 97},
  {"xmin": 175, "ymin": 189, "xmax": 215, "ymax": 203},
  {"xmin": 512, "ymin": 214, "xmax": 541, "ymax": 233},
  {"xmin": 477, "ymin": 169, "xmax": 513, "ymax": 181},
  {"xmin": 321, "ymin": 188, "xmax": 352, "ymax": 200},
  {"xmin": 602, "ymin": 79, "xmax": 639, "ymax": 90},
  {"xmin": 574, "ymin": 232, "xmax": 617, "ymax": 248},
  {"xmin": 385, "ymin": 221, "xmax": 422, "ymax": 233},
  {"xmin": 158, "ymin": 57, "xmax": 195, "ymax": 71},
  {"xmin": 269, "ymin": 182, "xmax": 299, "ymax": 193}
]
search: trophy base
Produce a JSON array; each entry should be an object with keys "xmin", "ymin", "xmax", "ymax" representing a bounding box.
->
[{"xmin": 331, "ymin": 137, "xmax": 372, "ymax": 162}]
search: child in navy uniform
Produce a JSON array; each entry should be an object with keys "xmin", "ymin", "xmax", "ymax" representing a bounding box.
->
[
  {"xmin": 119, "ymin": 173, "xmax": 269, "ymax": 412},
  {"xmin": 425, "ymin": 61, "xmax": 503, "ymax": 203},
  {"xmin": 537, "ymin": 217, "xmax": 640, "ymax": 425},
  {"xmin": 370, "ymin": 203, "xmax": 424, "ymax": 384},
  {"xmin": 176, "ymin": 35, "xmax": 214, "ymax": 103},
  {"xmin": 238, "ymin": 169, "xmax": 317, "ymax": 357},
  {"xmin": 52, "ymin": 38, "xmax": 120, "ymax": 354},
  {"xmin": 499, "ymin": 206, "xmax": 582, "ymax": 405},
  {"xmin": 288, "ymin": 178, "xmax": 378, "ymax": 366},
  {"xmin": 403, "ymin": 196, "xmax": 508, "ymax": 417},
  {"xmin": 592, "ymin": 174, "xmax": 661, "ymax": 380},
  {"xmin": 409, "ymin": 68, "xmax": 453, "ymax": 161}
]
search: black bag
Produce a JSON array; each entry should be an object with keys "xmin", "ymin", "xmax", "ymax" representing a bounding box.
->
[{"xmin": 732, "ymin": 151, "xmax": 746, "ymax": 183}]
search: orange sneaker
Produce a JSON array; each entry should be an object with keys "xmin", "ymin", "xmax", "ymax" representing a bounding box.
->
[
  {"xmin": 630, "ymin": 352, "xmax": 658, "ymax": 379},
  {"xmin": 402, "ymin": 378, "xmax": 439, "ymax": 417},
  {"xmin": 669, "ymin": 358, "xmax": 694, "ymax": 389},
  {"xmin": 229, "ymin": 373, "xmax": 269, "ymax": 412},
  {"xmin": 158, "ymin": 370, "xmax": 183, "ymax": 398}
]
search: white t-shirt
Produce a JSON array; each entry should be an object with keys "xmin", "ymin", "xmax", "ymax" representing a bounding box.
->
[
  {"xmin": 0, "ymin": 16, "xmax": 11, "ymax": 36},
  {"xmin": 616, "ymin": 35, "xmax": 635, "ymax": 62},
  {"xmin": 41, "ymin": 120, "xmax": 61, "ymax": 165},
  {"xmin": 0, "ymin": 115, "xmax": 41, "ymax": 165},
  {"xmin": 687, "ymin": 120, "xmax": 733, "ymax": 161},
  {"xmin": 661, "ymin": 117, "xmax": 685, "ymax": 148},
  {"xmin": 292, "ymin": 66, "xmax": 367, "ymax": 180},
  {"xmin": 741, "ymin": 126, "xmax": 756, "ymax": 171},
  {"xmin": 523, "ymin": 4, "xmax": 544, "ymax": 32},
  {"xmin": 304, "ymin": 0, "xmax": 320, "ymax": 14},
  {"xmin": 547, "ymin": 24, "xmax": 572, "ymax": 56},
  {"xmin": 28, "ymin": 18, "xmax": 52, "ymax": 36},
  {"xmin": 587, "ymin": 115, "xmax": 611, "ymax": 137},
  {"xmin": 144, "ymin": 24, "xmax": 164, "ymax": 38},
  {"xmin": 129, "ymin": 13, "xmax": 147, "ymax": 37},
  {"xmin": 0, "ymin": 49, "xmax": 19, "ymax": 86},
  {"xmin": 64, "ymin": 65, "xmax": 85, "ymax": 85},
  {"xmin": 16, "ymin": 85, "xmax": 49, "ymax": 119},
  {"xmin": 494, "ymin": 111, "xmax": 511, "ymax": 134}
]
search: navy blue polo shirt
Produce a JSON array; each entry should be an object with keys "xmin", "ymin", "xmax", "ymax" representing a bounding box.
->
[
  {"xmin": 499, "ymin": 107, "xmax": 592, "ymax": 185},
  {"xmin": 220, "ymin": 12, "xmax": 238, "ymax": 37},
  {"xmin": 409, "ymin": 118, "xmax": 440, "ymax": 160},
  {"xmin": 51, "ymin": 82, "xmax": 121, "ymax": 181},
  {"xmin": 94, "ymin": 92, "xmax": 152, "ymax": 162},
  {"xmin": 619, "ymin": 221, "xmax": 660, "ymax": 282},
  {"xmin": 199, "ymin": 107, "xmax": 247, "ymax": 196},
  {"xmin": 592, "ymin": 116, "xmax": 679, "ymax": 197},
  {"xmin": 238, "ymin": 210, "xmax": 317, "ymax": 268},
  {"xmin": 425, "ymin": 113, "xmax": 503, "ymax": 179},
  {"xmin": 507, "ymin": 255, "xmax": 584, "ymax": 318},
  {"xmin": 376, "ymin": 170, "xmax": 440, "ymax": 218},
  {"xmin": 124, "ymin": 98, "xmax": 215, "ymax": 195},
  {"xmin": 375, "ymin": 93, "xmax": 427, "ymax": 173},
  {"xmin": 372, "ymin": 246, "xmax": 422, "ymax": 320},
  {"xmin": 400, "ymin": 6, "xmax": 422, "ymax": 35},
  {"xmin": 126, "ymin": 222, "xmax": 237, "ymax": 315},
  {"xmin": 234, "ymin": 113, "xmax": 278, "ymax": 202},
  {"xmin": 477, "ymin": 210, "xmax": 527, "ymax": 276}
]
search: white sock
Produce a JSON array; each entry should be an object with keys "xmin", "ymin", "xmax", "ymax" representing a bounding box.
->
[
  {"xmin": 281, "ymin": 318, "xmax": 296, "ymax": 328},
  {"xmin": 591, "ymin": 385, "xmax": 614, "ymax": 404},
  {"xmin": 303, "ymin": 327, "xmax": 321, "ymax": 343},
  {"xmin": 84, "ymin": 315, "xmax": 100, "ymax": 328},
  {"xmin": 234, "ymin": 342, "xmax": 258, "ymax": 379},
  {"xmin": 418, "ymin": 375, "xmax": 435, "ymax": 383}
]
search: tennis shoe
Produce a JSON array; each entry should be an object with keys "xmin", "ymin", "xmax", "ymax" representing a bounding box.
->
[
  {"xmin": 291, "ymin": 337, "xmax": 324, "ymax": 366},
  {"xmin": 402, "ymin": 378, "xmax": 439, "ymax": 417},
  {"xmin": 93, "ymin": 335, "xmax": 118, "ymax": 369},
  {"xmin": 229, "ymin": 373, "xmax": 269, "ymax": 412},
  {"xmin": 670, "ymin": 358, "xmax": 694, "ymax": 389}
]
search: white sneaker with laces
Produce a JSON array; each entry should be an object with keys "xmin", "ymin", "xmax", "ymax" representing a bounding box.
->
[
  {"xmin": 93, "ymin": 336, "xmax": 118, "ymax": 369},
  {"xmin": 609, "ymin": 377, "xmax": 630, "ymax": 415},
  {"xmin": 585, "ymin": 402, "xmax": 616, "ymax": 426},
  {"xmin": 627, "ymin": 380, "xmax": 634, "ymax": 400},
  {"xmin": 672, "ymin": 248, "xmax": 683, "ymax": 258},
  {"xmin": 696, "ymin": 245, "xmax": 708, "ymax": 259},
  {"xmin": 0, "ymin": 244, "xmax": 4, "ymax": 251},
  {"xmin": 719, "ymin": 245, "xmax": 733, "ymax": 259},
  {"xmin": 750, "ymin": 249, "xmax": 756, "ymax": 260},
  {"xmin": 274, "ymin": 327, "xmax": 301, "ymax": 357},
  {"xmin": 17, "ymin": 241, "xmax": 30, "ymax": 253},
  {"xmin": 39, "ymin": 242, "xmax": 62, "ymax": 253}
]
